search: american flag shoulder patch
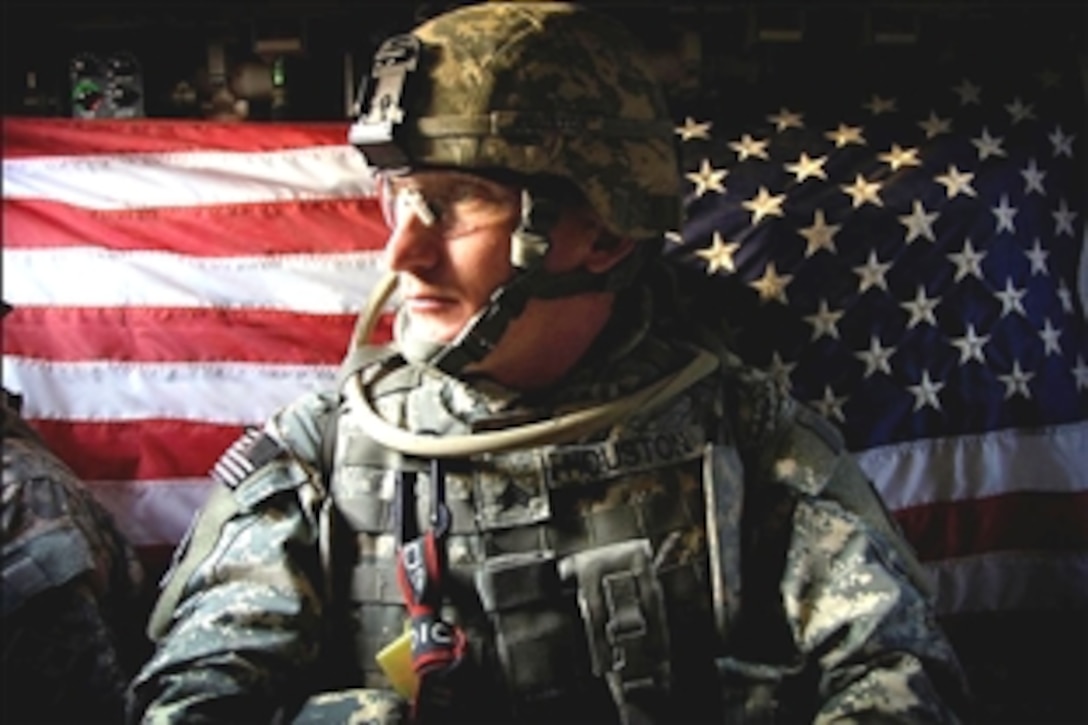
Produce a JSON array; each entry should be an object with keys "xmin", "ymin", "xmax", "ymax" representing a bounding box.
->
[{"xmin": 211, "ymin": 428, "xmax": 287, "ymax": 489}]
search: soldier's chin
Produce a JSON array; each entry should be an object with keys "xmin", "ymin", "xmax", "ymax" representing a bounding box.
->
[{"xmin": 393, "ymin": 308, "xmax": 450, "ymax": 366}]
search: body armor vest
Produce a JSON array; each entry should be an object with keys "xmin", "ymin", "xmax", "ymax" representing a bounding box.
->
[{"xmin": 323, "ymin": 355, "xmax": 734, "ymax": 723}]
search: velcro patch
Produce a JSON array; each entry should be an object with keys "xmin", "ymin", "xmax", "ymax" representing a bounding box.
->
[
  {"xmin": 545, "ymin": 425, "xmax": 705, "ymax": 488},
  {"xmin": 211, "ymin": 428, "xmax": 285, "ymax": 489}
]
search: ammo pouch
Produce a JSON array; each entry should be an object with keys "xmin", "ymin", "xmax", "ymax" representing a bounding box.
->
[
  {"xmin": 476, "ymin": 540, "xmax": 671, "ymax": 723},
  {"xmin": 474, "ymin": 550, "xmax": 586, "ymax": 703},
  {"xmin": 563, "ymin": 539, "xmax": 671, "ymax": 723}
]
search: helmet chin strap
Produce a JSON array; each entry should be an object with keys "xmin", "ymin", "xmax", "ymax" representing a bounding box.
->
[{"xmin": 398, "ymin": 188, "xmax": 637, "ymax": 378}]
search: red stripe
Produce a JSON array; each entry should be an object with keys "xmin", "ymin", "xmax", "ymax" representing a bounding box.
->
[
  {"xmin": 2, "ymin": 197, "xmax": 387, "ymax": 256},
  {"xmin": 3, "ymin": 306, "xmax": 393, "ymax": 363},
  {"xmin": 894, "ymin": 490, "xmax": 1088, "ymax": 561},
  {"xmin": 29, "ymin": 414, "xmax": 1088, "ymax": 562},
  {"xmin": 2, "ymin": 118, "xmax": 352, "ymax": 158},
  {"xmin": 31, "ymin": 418, "xmax": 244, "ymax": 481}
]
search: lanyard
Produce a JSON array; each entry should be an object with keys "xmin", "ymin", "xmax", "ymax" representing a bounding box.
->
[{"xmin": 394, "ymin": 459, "xmax": 466, "ymax": 717}]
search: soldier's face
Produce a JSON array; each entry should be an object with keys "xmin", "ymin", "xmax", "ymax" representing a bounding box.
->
[
  {"xmin": 382, "ymin": 169, "xmax": 628, "ymax": 388},
  {"xmin": 382, "ymin": 170, "xmax": 521, "ymax": 346}
]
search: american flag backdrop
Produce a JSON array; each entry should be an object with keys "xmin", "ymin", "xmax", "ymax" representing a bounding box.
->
[
  {"xmin": 664, "ymin": 44, "xmax": 1088, "ymax": 619},
  {"xmin": 1, "ymin": 45, "xmax": 1085, "ymax": 629},
  {"xmin": 1, "ymin": 119, "xmax": 392, "ymax": 572}
]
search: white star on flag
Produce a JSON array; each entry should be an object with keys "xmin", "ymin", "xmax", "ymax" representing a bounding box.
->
[
  {"xmin": 842, "ymin": 174, "xmax": 884, "ymax": 208},
  {"xmin": 861, "ymin": 95, "xmax": 896, "ymax": 114},
  {"xmin": 1052, "ymin": 198, "xmax": 1078, "ymax": 235},
  {"xmin": 800, "ymin": 209, "xmax": 840, "ymax": 256},
  {"xmin": 695, "ymin": 231, "xmax": 740, "ymax": 274},
  {"xmin": 879, "ymin": 144, "xmax": 922, "ymax": 171},
  {"xmin": 813, "ymin": 386, "xmax": 847, "ymax": 422},
  {"xmin": 953, "ymin": 78, "xmax": 982, "ymax": 105},
  {"xmin": 729, "ymin": 133, "xmax": 771, "ymax": 161},
  {"xmin": 995, "ymin": 279, "xmax": 1028, "ymax": 316},
  {"xmin": 936, "ymin": 165, "xmax": 977, "ymax": 198},
  {"xmin": 901, "ymin": 286, "xmax": 940, "ymax": 328},
  {"xmin": 864, "ymin": 95, "xmax": 898, "ymax": 115},
  {"xmin": 766, "ymin": 351, "xmax": 797, "ymax": 393},
  {"xmin": 998, "ymin": 361, "xmax": 1034, "ymax": 399},
  {"xmin": 1005, "ymin": 98, "xmax": 1037, "ymax": 124},
  {"xmin": 948, "ymin": 239, "xmax": 987, "ymax": 281},
  {"xmin": 854, "ymin": 250, "xmax": 892, "ymax": 292},
  {"xmin": 675, "ymin": 116, "xmax": 712, "ymax": 142},
  {"xmin": 1025, "ymin": 239, "xmax": 1049, "ymax": 274},
  {"xmin": 899, "ymin": 200, "xmax": 939, "ymax": 243},
  {"xmin": 805, "ymin": 299, "xmax": 844, "ymax": 340},
  {"xmin": 750, "ymin": 262, "xmax": 792, "ymax": 304},
  {"xmin": 767, "ymin": 108, "xmax": 804, "ymax": 131},
  {"xmin": 855, "ymin": 335, "xmax": 895, "ymax": 376},
  {"xmin": 1048, "ymin": 125, "xmax": 1075, "ymax": 157},
  {"xmin": 991, "ymin": 195, "xmax": 1018, "ymax": 233},
  {"xmin": 686, "ymin": 158, "xmax": 727, "ymax": 197},
  {"xmin": 908, "ymin": 371, "xmax": 944, "ymax": 411},
  {"xmin": 951, "ymin": 324, "xmax": 989, "ymax": 364},
  {"xmin": 1073, "ymin": 357, "xmax": 1088, "ymax": 390},
  {"xmin": 786, "ymin": 152, "xmax": 828, "ymax": 182},
  {"xmin": 743, "ymin": 187, "xmax": 786, "ymax": 224},
  {"xmin": 825, "ymin": 123, "xmax": 866, "ymax": 148},
  {"xmin": 972, "ymin": 127, "xmax": 1007, "ymax": 160},
  {"xmin": 1058, "ymin": 284, "xmax": 1075, "ymax": 313},
  {"xmin": 1040, "ymin": 319, "xmax": 1063, "ymax": 355},
  {"xmin": 1020, "ymin": 158, "xmax": 1047, "ymax": 194},
  {"xmin": 918, "ymin": 111, "xmax": 952, "ymax": 138}
]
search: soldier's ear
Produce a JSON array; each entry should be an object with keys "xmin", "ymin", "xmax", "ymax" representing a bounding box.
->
[{"xmin": 585, "ymin": 232, "xmax": 636, "ymax": 273}]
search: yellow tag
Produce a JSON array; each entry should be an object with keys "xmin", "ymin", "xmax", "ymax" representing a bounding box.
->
[{"xmin": 375, "ymin": 628, "xmax": 418, "ymax": 699}]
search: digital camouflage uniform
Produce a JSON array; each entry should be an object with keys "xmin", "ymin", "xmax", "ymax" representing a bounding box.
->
[
  {"xmin": 3, "ymin": 388, "xmax": 147, "ymax": 723},
  {"xmin": 130, "ymin": 265, "xmax": 967, "ymax": 724},
  {"xmin": 130, "ymin": 3, "xmax": 968, "ymax": 722}
]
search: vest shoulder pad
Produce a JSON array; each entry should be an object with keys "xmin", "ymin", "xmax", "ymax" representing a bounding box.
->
[{"xmin": 767, "ymin": 402, "xmax": 846, "ymax": 497}]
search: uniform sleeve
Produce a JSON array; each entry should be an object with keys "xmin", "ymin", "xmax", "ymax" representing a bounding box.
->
[
  {"xmin": 722, "ymin": 373, "xmax": 969, "ymax": 721},
  {"xmin": 781, "ymin": 494, "xmax": 969, "ymax": 723},
  {"xmin": 128, "ymin": 391, "xmax": 337, "ymax": 724},
  {"xmin": 3, "ymin": 429, "xmax": 148, "ymax": 723}
]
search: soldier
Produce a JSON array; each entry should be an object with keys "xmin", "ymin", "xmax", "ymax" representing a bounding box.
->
[
  {"xmin": 3, "ymin": 308, "xmax": 147, "ymax": 723},
  {"xmin": 129, "ymin": 3, "xmax": 969, "ymax": 723}
]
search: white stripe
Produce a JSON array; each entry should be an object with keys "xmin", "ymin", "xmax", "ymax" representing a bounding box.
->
[
  {"xmin": 1, "ymin": 146, "xmax": 375, "ymax": 209},
  {"xmin": 7, "ymin": 347, "xmax": 1085, "ymax": 506},
  {"xmin": 856, "ymin": 420, "xmax": 1088, "ymax": 508},
  {"xmin": 2, "ymin": 357, "xmax": 336, "ymax": 424},
  {"xmin": 2, "ymin": 247, "xmax": 387, "ymax": 312},
  {"xmin": 89, "ymin": 477, "xmax": 214, "ymax": 548},
  {"xmin": 926, "ymin": 550, "xmax": 1088, "ymax": 615}
]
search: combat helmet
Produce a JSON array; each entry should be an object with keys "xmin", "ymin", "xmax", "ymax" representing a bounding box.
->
[{"xmin": 349, "ymin": 1, "xmax": 681, "ymax": 374}]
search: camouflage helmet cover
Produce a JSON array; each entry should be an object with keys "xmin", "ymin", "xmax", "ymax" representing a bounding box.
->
[{"xmin": 353, "ymin": 1, "xmax": 681, "ymax": 240}]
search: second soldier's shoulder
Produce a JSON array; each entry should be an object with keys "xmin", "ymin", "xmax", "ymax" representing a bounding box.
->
[{"xmin": 2, "ymin": 435, "xmax": 99, "ymax": 541}]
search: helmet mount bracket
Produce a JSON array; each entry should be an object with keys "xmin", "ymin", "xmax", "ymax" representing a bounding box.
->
[{"xmin": 349, "ymin": 33, "xmax": 420, "ymax": 169}]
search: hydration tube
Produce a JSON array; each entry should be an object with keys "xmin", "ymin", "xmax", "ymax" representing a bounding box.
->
[{"xmin": 347, "ymin": 270, "xmax": 720, "ymax": 457}]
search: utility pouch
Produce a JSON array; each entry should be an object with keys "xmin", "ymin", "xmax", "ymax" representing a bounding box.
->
[
  {"xmin": 475, "ymin": 550, "xmax": 586, "ymax": 703},
  {"xmin": 559, "ymin": 539, "xmax": 671, "ymax": 723}
]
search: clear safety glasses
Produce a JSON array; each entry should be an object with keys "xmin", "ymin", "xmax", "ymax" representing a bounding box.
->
[{"xmin": 377, "ymin": 171, "xmax": 521, "ymax": 239}]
